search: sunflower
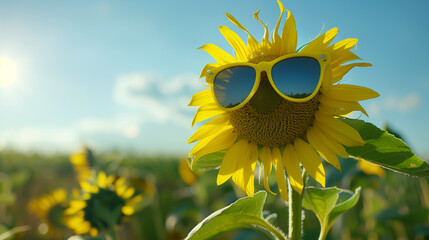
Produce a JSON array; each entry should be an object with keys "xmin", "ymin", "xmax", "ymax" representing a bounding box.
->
[
  {"xmin": 65, "ymin": 171, "xmax": 142, "ymax": 237},
  {"xmin": 357, "ymin": 159, "xmax": 386, "ymax": 178},
  {"xmin": 27, "ymin": 188, "xmax": 69, "ymax": 237},
  {"xmin": 179, "ymin": 158, "xmax": 198, "ymax": 185},
  {"xmin": 187, "ymin": 0, "xmax": 379, "ymax": 201},
  {"xmin": 70, "ymin": 147, "xmax": 95, "ymax": 182}
]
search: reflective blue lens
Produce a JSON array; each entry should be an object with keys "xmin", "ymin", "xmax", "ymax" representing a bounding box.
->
[
  {"xmin": 271, "ymin": 57, "xmax": 321, "ymax": 99},
  {"xmin": 213, "ymin": 66, "xmax": 256, "ymax": 108}
]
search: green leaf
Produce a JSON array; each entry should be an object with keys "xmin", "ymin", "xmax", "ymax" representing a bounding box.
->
[
  {"xmin": 185, "ymin": 191, "xmax": 286, "ymax": 240},
  {"xmin": 341, "ymin": 118, "xmax": 429, "ymax": 177},
  {"xmin": 0, "ymin": 226, "xmax": 30, "ymax": 240},
  {"xmin": 190, "ymin": 151, "xmax": 225, "ymax": 171},
  {"xmin": 302, "ymin": 187, "xmax": 361, "ymax": 240}
]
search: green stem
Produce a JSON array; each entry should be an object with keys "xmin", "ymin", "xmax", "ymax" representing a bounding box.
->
[
  {"xmin": 318, "ymin": 227, "xmax": 329, "ymax": 240},
  {"xmin": 152, "ymin": 189, "xmax": 165, "ymax": 240},
  {"xmin": 288, "ymin": 171, "xmax": 307, "ymax": 240},
  {"xmin": 105, "ymin": 228, "xmax": 117, "ymax": 240}
]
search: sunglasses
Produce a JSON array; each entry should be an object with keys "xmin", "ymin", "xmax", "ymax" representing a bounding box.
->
[{"xmin": 208, "ymin": 53, "xmax": 330, "ymax": 111}]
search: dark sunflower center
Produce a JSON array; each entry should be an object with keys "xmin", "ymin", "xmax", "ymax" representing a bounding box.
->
[
  {"xmin": 228, "ymin": 66, "xmax": 320, "ymax": 147},
  {"xmin": 84, "ymin": 189, "xmax": 126, "ymax": 230},
  {"xmin": 47, "ymin": 204, "xmax": 67, "ymax": 228}
]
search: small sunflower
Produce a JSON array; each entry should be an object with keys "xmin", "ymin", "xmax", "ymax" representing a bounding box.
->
[
  {"xmin": 27, "ymin": 188, "xmax": 68, "ymax": 237},
  {"xmin": 65, "ymin": 171, "xmax": 142, "ymax": 237},
  {"xmin": 357, "ymin": 159, "xmax": 386, "ymax": 178},
  {"xmin": 179, "ymin": 158, "xmax": 198, "ymax": 185},
  {"xmin": 70, "ymin": 147, "xmax": 95, "ymax": 182},
  {"xmin": 188, "ymin": 0, "xmax": 379, "ymax": 200}
]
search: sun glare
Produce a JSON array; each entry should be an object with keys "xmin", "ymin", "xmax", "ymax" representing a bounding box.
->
[{"xmin": 0, "ymin": 57, "xmax": 17, "ymax": 86}]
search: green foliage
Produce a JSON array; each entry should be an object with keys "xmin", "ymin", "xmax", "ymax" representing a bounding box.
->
[
  {"xmin": 1, "ymin": 148, "xmax": 428, "ymax": 239},
  {"xmin": 185, "ymin": 191, "xmax": 286, "ymax": 240},
  {"xmin": 0, "ymin": 174, "xmax": 15, "ymax": 205},
  {"xmin": 341, "ymin": 118, "xmax": 429, "ymax": 176},
  {"xmin": 190, "ymin": 151, "xmax": 225, "ymax": 171},
  {"xmin": 302, "ymin": 187, "xmax": 361, "ymax": 240}
]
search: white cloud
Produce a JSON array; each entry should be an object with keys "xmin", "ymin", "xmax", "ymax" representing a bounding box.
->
[
  {"xmin": 0, "ymin": 72, "xmax": 203, "ymax": 152},
  {"xmin": 76, "ymin": 114, "xmax": 144, "ymax": 138},
  {"xmin": 0, "ymin": 127, "xmax": 78, "ymax": 152},
  {"xmin": 114, "ymin": 71, "xmax": 203, "ymax": 127},
  {"xmin": 368, "ymin": 93, "xmax": 420, "ymax": 116}
]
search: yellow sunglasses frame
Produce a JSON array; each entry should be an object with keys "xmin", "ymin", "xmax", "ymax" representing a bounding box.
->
[{"xmin": 208, "ymin": 52, "xmax": 330, "ymax": 111}]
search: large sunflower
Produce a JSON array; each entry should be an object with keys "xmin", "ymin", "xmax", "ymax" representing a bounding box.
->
[
  {"xmin": 187, "ymin": 0, "xmax": 379, "ymax": 201},
  {"xmin": 65, "ymin": 171, "xmax": 142, "ymax": 237}
]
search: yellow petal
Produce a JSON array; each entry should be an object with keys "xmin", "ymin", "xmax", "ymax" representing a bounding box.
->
[
  {"xmin": 329, "ymin": 38, "xmax": 358, "ymax": 51},
  {"xmin": 191, "ymin": 103, "xmax": 225, "ymax": 127},
  {"xmin": 274, "ymin": 147, "xmax": 288, "ymax": 201},
  {"xmin": 192, "ymin": 130, "xmax": 237, "ymax": 165},
  {"xmin": 67, "ymin": 216, "xmax": 85, "ymax": 227},
  {"xmin": 311, "ymin": 126, "xmax": 349, "ymax": 158},
  {"xmin": 253, "ymin": 10, "xmax": 270, "ymax": 50},
  {"xmin": 259, "ymin": 146, "xmax": 276, "ymax": 195},
  {"xmin": 331, "ymin": 51, "xmax": 361, "ymax": 67},
  {"xmin": 106, "ymin": 175, "xmax": 116, "ymax": 185},
  {"xmin": 324, "ymin": 84, "xmax": 380, "ymax": 102},
  {"xmin": 198, "ymin": 43, "xmax": 236, "ymax": 64},
  {"xmin": 53, "ymin": 188, "xmax": 67, "ymax": 202},
  {"xmin": 319, "ymin": 94, "xmax": 369, "ymax": 117},
  {"xmin": 179, "ymin": 158, "xmax": 197, "ymax": 185},
  {"xmin": 281, "ymin": 9, "xmax": 297, "ymax": 54},
  {"xmin": 245, "ymin": 143, "xmax": 258, "ymax": 197},
  {"xmin": 66, "ymin": 200, "xmax": 87, "ymax": 214},
  {"xmin": 90, "ymin": 228, "xmax": 98, "ymax": 237},
  {"xmin": 116, "ymin": 185, "xmax": 126, "ymax": 196},
  {"xmin": 127, "ymin": 195, "xmax": 143, "ymax": 206},
  {"xmin": 219, "ymin": 26, "xmax": 249, "ymax": 62},
  {"xmin": 315, "ymin": 112, "xmax": 365, "ymax": 146},
  {"xmin": 188, "ymin": 89, "xmax": 214, "ymax": 107},
  {"xmin": 283, "ymin": 144, "xmax": 303, "ymax": 194},
  {"xmin": 80, "ymin": 181, "xmax": 98, "ymax": 193},
  {"xmin": 187, "ymin": 115, "xmax": 229, "ymax": 143},
  {"xmin": 307, "ymin": 127, "xmax": 341, "ymax": 170},
  {"xmin": 189, "ymin": 125, "xmax": 236, "ymax": 156},
  {"xmin": 272, "ymin": 0, "xmax": 285, "ymax": 53},
  {"xmin": 232, "ymin": 142, "xmax": 257, "ymax": 197},
  {"xmin": 115, "ymin": 177, "xmax": 126, "ymax": 189},
  {"xmin": 226, "ymin": 12, "xmax": 260, "ymax": 53},
  {"xmin": 329, "ymin": 38, "xmax": 359, "ymax": 63},
  {"xmin": 331, "ymin": 62, "xmax": 372, "ymax": 84},
  {"xmin": 75, "ymin": 221, "xmax": 91, "ymax": 234},
  {"xmin": 217, "ymin": 140, "xmax": 247, "ymax": 185},
  {"xmin": 122, "ymin": 187, "xmax": 135, "ymax": 199},
  {"xmin": 121, "ymin": 206, "xmax": 135, "ymax": 216},
  {"xmin": 294, "ymin": 139, "xmax": 325, "ymax": 187},
  {"xmin": 70, "ymin": 153, "xmax": 86, "ymax": 165},
  {"xmin": 97, "ymin": 171, "xmax": 107, "ymax": 189},
  {"xmin": 301, "ymin": 27, "xmax": 338, "ymax": 53},
  {"xmin": 231, "ymin": 141, "xmax": 251, "ymax": 193}
]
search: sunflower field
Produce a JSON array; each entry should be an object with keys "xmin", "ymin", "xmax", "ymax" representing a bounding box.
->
[
  {"xmin": 0, "ymin": 137, "xmax": 429, "ymax": 240},
  {"xmin": 2, "ymin": 0, "xmax": 429, "ymax": 239}
]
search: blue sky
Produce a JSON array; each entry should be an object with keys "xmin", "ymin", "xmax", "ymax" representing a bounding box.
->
[{"xmin": 0, "ymin": 0, "xmax": 428, "ymax": 157}]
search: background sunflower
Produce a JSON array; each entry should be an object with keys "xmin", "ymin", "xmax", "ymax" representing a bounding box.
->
[
  {"xmin": 27, "ymin": 189, "xmax": 69, "ymax": 239},
  {"xmin": 64, "ymin": 171, "xmax": 142, "ymax": 238}
]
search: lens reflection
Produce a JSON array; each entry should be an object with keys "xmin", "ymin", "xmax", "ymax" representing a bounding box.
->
[
  {"xmin": 271, "ymin": 57, "xmax": 320, "ymax": 99},
  {"xmin": 213, "ymin": 66, "xmax": 256, "ymax": 108}
]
